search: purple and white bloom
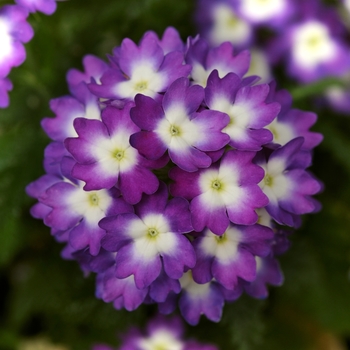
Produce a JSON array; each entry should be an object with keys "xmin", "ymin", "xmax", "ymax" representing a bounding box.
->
[
  {"xmin": 15, "ymin": 0, "xmax": 57, "ymax": 15},
  {"xmin": 265, "ymin": 83, "xmax": 323, "ymax": 150},
  {"xmin": 130, "ymin": 77, "xmax": 230, "ymax": 172},
  {"xmin": 244, "ymin": 254, "xmax": 284, "ymax": 299},
  {"xmin": 195, "ymin": 0, "xmax": 253, "ymax": 49},
  {"xmin": 148, "ymin": 269, "xmax": 182, "ymax": 303},
  {"xmin": 125, "ymin": 316, "xmax": 185, "ymax": 350},
  {"xmin": 245, "ymin": 48, "xmax": 272, "ymax": 84},
  {"xmin": 35, "ymin": 157, "xmax": 132, "ymax": 255},
  {"xmin": 170, "ymin": 150, "xmax": 268, "ymax": 234},
  {"xmin": 269, "ymin": 2, "xmax": 350, "ymax": 83},
  {"xmin": 0, "ymin": 5, "xmax": 33, "ymax": 78},
  {"xmin": 65, "ymin": 103, "xmax": 161, "ymax": 203},
  {"xmin": 89, "ymin": 29, "xmax": 191, "ymax": 101},
  {"xmin": 191, "ymin": 224, "xmax": 273, "ymax": 290},
  {"xmin": 66, "ymin": 54, "xmax": 109, "ymax": 101},
  {"xmin": 325, "ymin": 83, "xmax": 350, "ymax": 115},
  {"xmin": 289, "ymin": 21, "xmax": 348, "ymax": 82},
  {"xmin": 93, "ymin": 315, "xmax": 219, "ymax": 350},
  {"xmin": 42, "ymin": 92, "xmax": 102, "ymax": 142},
  {"xmin": 205, "ymin": 71, "xmax": 280, "ymax": 151},
  {"xmin": 96, "ymin": 266, "xmax": 148, "ymax": 311},
  {"xmin": 186, "ymin": 39, "xmax": 250, "ymax": 87},
  {"xmin": 143, "ymin": 26, "xmax": 185, "ymax": 55},
  {"xmin": 236, "ymin": 0, "xmax": 294, "ymax": 27},
  {"xmin": 100, "ymin": 183, "xmax": 195, "ymax": 289},
  {"xmin": 256, "ymin": 138, "xmax": 322, "ymax": 227},
  {"xmin": 0, "ymin": 76, "xmax": 12, "ymax": 108},
  {"xmin": 179, "ymin": 271, "xmax": 225, "ymax": 325},
  {"xmin": 42, "ymin": 180, "xmax": 129, "ymax": 255}
]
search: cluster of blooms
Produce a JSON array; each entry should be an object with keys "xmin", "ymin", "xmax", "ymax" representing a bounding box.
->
[
  {"xmin": 92, "ymin": 316, "xmax": 218, "ymax": 350},
  {"xmin": 26, "ymin": 27, "xmax": 323, "ymax": 325},
  {"xmin": 195, "ymin": 0, "xmax": 350, "ymax": 114},
  {"xmin": 0, "ymin": 0, "xmax": 57, "ymax": 108}
]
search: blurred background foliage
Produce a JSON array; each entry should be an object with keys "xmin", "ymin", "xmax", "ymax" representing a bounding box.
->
[{"xmin": 0, "ymin": 0, "xmax": 350, "ymax": 349}]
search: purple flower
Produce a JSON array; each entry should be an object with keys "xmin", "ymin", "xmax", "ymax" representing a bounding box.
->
[
  {"xmin": 142, "ymin": 26, "xmax": 186, "ymax": 54},
  {"xmin": 93, "ymin": 315, "xmax": 219, "ymax": 350},
  {"xmin": 268, "ymin": 1, "xmax": 350, "ymax": 83},
  {"xmin": 66, "ymin": 54, "xmax": 109, "ymax": 100},
  {"xmin": 186, "ymin": 38, "xmax": 251, "ymax": 86},
  {"xmin": 89, "ymin": 29, "xmax": 191, "ymax": 101},
  {"xmin": 244, "ymin": 254, "xmax": 284, "ymax": 299},
  {"xmin": 28, "ymin": 156, "xmax": 134, "ymax": 256},
  {"xmin": 130, "ymin": 77, "xmax": 230, "ymax": 172},
  {"xmin": 195, "ymin": 0, "xmax": 253, "ymax": 49},
  {"xmin": 96, "ymin": 266, "xmax": 148, "ymax": 311},
  {"xmin": 255, "ymin": 138, "xmax": 322, "ymax": 227},
  {"xmin": 265, "ymin": 82, "xmax": 323, "ymax": 150},
  {"xmin": 41, "ymin": 93, "xmax": 102, "ymax": 142},
  {"xmin": 0, "ymin": 76, "xmax": 12, "ymax": 108},
  {"xmin": 170, "ymin": 150, "xmax": 268, "ymax": 234},
  {"xmin": 100, "ymin": 183, "xmax": 195, "ymax": 289},
  {"xmin": 205, "ymin": 71, "xmax": 280, "ymax": 151},
  {"xmin": 324, "ymin": 83, "xmax": 350, "ymax": 115},
  {"xmin": 191, "ymin": 224, "xmax": 273, "ymax": 290},
  {"xmin": 15, "ymin": 0, "xmax": 57, "ymax": 15},
  {"xmin": 41, "ymin": 179, "xmax": 130, "ymax": 255},
  {"xmin": 0, "ymin": 5, "xmax": 33, "ymax": 78},
  {"xmin": 65, "ymin": 103, "xmax": 162, "ymax": 203},
  {"xmin": 179, "ymin": 272, "xmax": 225, "ymax": 325}
]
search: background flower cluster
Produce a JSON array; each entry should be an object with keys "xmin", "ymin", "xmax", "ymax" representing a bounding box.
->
[{"xmin": 1, "ymin": 0, "xmax": 350, "ymax": 349}]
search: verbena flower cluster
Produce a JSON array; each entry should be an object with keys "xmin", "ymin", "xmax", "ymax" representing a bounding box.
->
[
  {"xmin": 195, "ymin": 0, "xmax": 350, "ymax": 114},
  {"xmin": 92, "ymin": 315, "xmax": 218, "ymax": 350},
  {"xmin": 26, "ymin": 27, "xmax": 323, "ymax": 325},
  {"xmin": 0, "ymin": 0, "xmax": 57, "ymax": 108}
]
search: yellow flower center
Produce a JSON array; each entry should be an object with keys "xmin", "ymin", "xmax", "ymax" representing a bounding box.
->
[
  {"xmin": 211, "ymin": 179, "xmax": 223, "ymax": 190},
  {"xmin": 215, "ymin": 233, "xmax": 228, "ymax": 244},
  {"xmin": 264, "ymin": 173, "xmax": 273, "ymax": 187},
  {"xmin": 134, "ymin": 80, "xmax": 148, "ymax": 92},
  {"xmin": 147, "ymin": 227, "xmax": 159, "ymax": 238},
  {"xmin": 169, "ymin": 124, "xmax": 181, "ymax": 136},
  {"xmin": 113, "ymin": 149, "xmax": 125, "ymax": 161},
  {"xmin": 88, "ymin": 193, "xmax": 99, "ymax": 206}
]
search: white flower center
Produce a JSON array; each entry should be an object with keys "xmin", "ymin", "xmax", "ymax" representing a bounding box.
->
[
  {"xmin": 66, "ymin": 185, "xmax": 112, "ymax": 226},
  {"xmin": 240, "ymin": 0, "xmax": 286, "ymax": 21},
  {"xmin": 292, "ymin": 21, "xmax": 336, "ymax": 69},
  {"xmin": 180, "ymin": 271, "xmax": 210, "ymax": 296},
  {"xmin": 156, "ymin": 104, "xmax": 199, "ymax": 151},
  {"xmin": 0, "ymin": 18, "xmax": 12, "ymax": 63},
  {"xmin": 265, "ymin": 118, "xmax": 294, "ymax": 146},
  {"xmin": 211, "ymin": 96, "xmax": 251, "ymax": 141},
  {"xmin": 209, "ymin": 4, "xmax": 252, "ymax": 46},
  {"xmin": 259, "ymin": 159, "xmax": 291, "ymax": 203},
  {"xmin": 91, "ymin": 130, "xmax": 138, "ymax": 175},
  {"xmin": 199, "ymin": 166, "xmax": 242, "ymax": 208},
  {"xmin": 138, "ymin": 330, "xmax": 184, "ymax": 350},
  {"xmin": 199, "ymin": 228, "xmax": 241, "ymax": 264},
  {"xmin": 127, "ymin": 214, "xmax": 176, "ymax": 260},
  {"xmin": 115, "ymin": 63, "xmax": 165, "ymax": 99}
]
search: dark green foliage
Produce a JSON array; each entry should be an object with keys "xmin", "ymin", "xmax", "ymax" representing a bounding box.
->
[{"xmin": 1, "ymin": 0, "xmax": 350, "ymax": 349}]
